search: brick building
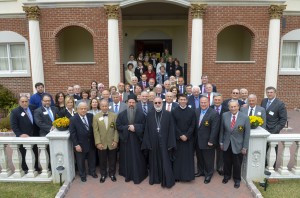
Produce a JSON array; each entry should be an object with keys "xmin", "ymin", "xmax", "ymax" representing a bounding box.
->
[{"xmin": 0, "ymin": 0, "xmax": 299, "ymax": 108}]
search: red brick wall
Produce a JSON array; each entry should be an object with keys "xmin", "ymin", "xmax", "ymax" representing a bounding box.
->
[
  {"xmin": 277, "ymin": 15, "xmax": 300, "ymax": 109},
  {"xmin": 0, "ymin": 17, "xmax": 33, "ymax": 95}
]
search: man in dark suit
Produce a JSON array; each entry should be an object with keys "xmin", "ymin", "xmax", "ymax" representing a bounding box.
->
[
  {"xmin": 136, "ymin": 91, "xmax": 154, "ymax": 116},
  {"xmin": 73, "ymin": 84, "xmax": 82, "ymax": 101},
  {"xmin": 130, "ymin": 76, "xmax": 139, "ymax": 94},
  {"xmin": 199, "ymin": 75, "xmax": 217, "ymax": 94},
  {"xmin": 210, "ymin": 93, "xmax": 229, "ymax": 176},
  {"xmin": 34, "ymin": 94, "xmax": 59, "ymax": 137},
  {"xmin": 150, "ymin": 52, "xmax": 159, "ymax": 70},
  {"xmin": 138, "ymin": 74, "xmax": 149, "ymax": 91},
  {"xmin": 222, "ymin": 89, "xmax": 246, "ymax": 110},
  {"xmin": 240, "ymin": 94, "xmax": 266, "ymax": 129},
  {"xmin": 70, "ymin": 102, "xmax": 97, "ymax": 182},
  {"xmin": 10, "ymin": 96, "xmax": 39, "ymax": 174},
  {"xmin": 155, "ymin": 84, "xmax": 165, "ymax": 100},
  {"xmin": 163, "ymin": 92, "xmax": 178, "ymax": 112},
  {"xmin": 219, "ymin": 100, "xmax": 250, "ymax": 188},
  {"xmin": 109, "ymin": 92, "xmax": 127, "ymax": 115},
  {"xmin": 188, "ymin": 86, "xmax": 202, "ymax": 110},
  {"xmin": 195, "ymin": 96, "xmax": 220, "ymax": 184},
  {"xmin": 261, "ymin": 86, "xmax": 287, "ymax": 134},
  {"xmin": 176, "ymin": 77, "xmax": 186, "ymax": 94}
]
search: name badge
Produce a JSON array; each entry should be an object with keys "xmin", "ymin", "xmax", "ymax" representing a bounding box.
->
[
  {"xmin": 21, "ymin": 112, "xmax": 25, "ymax": 117},
  {"xmin": 269, "ymin": 111, "xmax": 274, "ymax": 116},
  {"xmin": 43, "ymin": 111, "xmax": 48, "ymax": 115},
  {"xmin": 163, "ymin": 99, "xmax": 165, "ymax": 101},
  {"xmin": 257, "ymin": 112, "xmax": 261, "ymax": 116},
  {"xmin": 99, "ymin": 117, "xmax": 104, "ymax": 121},
  {"xmin": 188, "ymin": 105, "xmax": 192, "ymax": 108},
  {"xmin": 130, "ymin": 88, "xmax": 133, "ymax": 91},
  {"xmin": 74, "ymin": 99, "xmax": 77, "ymax": 102},
  {"xmin": 109, "ymin": 106, "xmax": 112, "ymax": 109}
]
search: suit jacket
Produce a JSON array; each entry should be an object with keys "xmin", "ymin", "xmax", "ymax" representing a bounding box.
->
[
  {"xmin": 187, "ymin": 95, "xmax": 203, "ymax": 110},
  {"xmin": 109, "ymin": 102, "xmax": 127, "ymax": 114},
  {"xmin": 261, "ymin": 98, "xmax": 287, "ymax": 134},
  {"xmin": 199, "ymin": 84, "xmax": 217, "ymax": 93},
  {"xmin": 202, "ymin": 92, "xmax": 216, "ymax": 105},
  {"xmin": 10, "ymin": 106, "xmax": 38, "ymax": 137},
  {"xmin": 69, "ymin": 113, "xmax": 95, "ymax": 153},
  {"xmin": 136, "ymin": 102, "xmax": 154, "ymax": 115},
  {"xmin": 195, "ymin": 108, "xmax": 220, "ymax": 149},
  {"xmin": 93, "ymin": 112, "xmax": 119, "ymax": 150},
  {"xmin": 240, "ymin": 106, "xmax": 266, "ymax": 128},
  {"xmin": 174, "ymin": 65, "xmax": 183, "ymax": 76},
  {"xmin": 219, "ymin": 112, "xmax": 250, "ymax": 154},
  {"xmin": 177, "ymin": 84, "xmax": 186, "ymax": 94},
  {"xmin": 119, "ymin": 92, "xmax": 129, "ymax": 103},
  {"xmin": 222, "ymin": 99, "xmax": 245, "ymax": 110},
  {"xmin": 34, "ymin": 106, "xmax": 58, "ymax": 136},
  {"xmin": 156, "ymin": 93, "xmax": 165, "ymax": 100},
  {"xmin": 163, "ymin": 102, "xmax": 179, "ymax": 111},
  {"xmin": 138, "ymin": 81, "xmax": 149, "ymax": 90},
  {"xmin": 210, "ymin": 104, "xmax": 229, "ymax": 117}
]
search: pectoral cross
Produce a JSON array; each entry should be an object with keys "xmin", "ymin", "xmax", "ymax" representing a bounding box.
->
[{"xmin": 157, "ymin": 127, "xmax": 160, "ymax": 132}]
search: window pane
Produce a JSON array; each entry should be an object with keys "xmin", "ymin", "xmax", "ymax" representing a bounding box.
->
[
  {"xmin": 0, "ymin": 44, "xmax": 8, "ymax": 57},
  {"xmin": 0, "ymin": 58, "xmax": 9, "ymax": 70},
  {"xmin": 10, "ymin": 44, "xmax": 25, "ymax": 57},
  {"xmin": 12, "ymin": 58, "xmax": 26, "ymax": 70},
  {"xmin": 281, "ymin": 42, "xmax": 297, "ymax": 69}
]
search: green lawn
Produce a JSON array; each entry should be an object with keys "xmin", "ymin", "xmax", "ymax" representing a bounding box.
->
[
  {"xmin": 0, "ymin": 182, "xmax": 60, "ymax": 198},
  {"xmin": 254, "ymin": 179, "xmax": 300, "ymax": 198}
]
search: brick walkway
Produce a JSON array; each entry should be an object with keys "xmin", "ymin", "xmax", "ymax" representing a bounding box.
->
[{"xmin": 65, "ymin": 110, "xmax": 300, "ymax": 198}]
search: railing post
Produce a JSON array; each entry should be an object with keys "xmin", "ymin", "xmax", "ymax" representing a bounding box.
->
[
  {"xmin": 278, "ymin": 141, "xmax": 293, "ymax": 175},
  {"xmin": 266, "ymin": 142, "xmax": 278, "ymax": 173},
  {"xmin": 242, "ymin": 127, "xmax": 270, "ymax": 181},
  {"xmin": 23, "ymin": 144, "xmax": 38, "ymax": 178},
  {"xmin": 292, "ymin": 141, "xmax": 300, "ymax": 175},
  {"xmin": 37, "ymin": 144, "xmax": 51, "ymax": 178},
  {"xmin": 0, "ymin": 144, "xmax": 12, "ymax": 178},
  {"xmin": 10, "ymin": 144, "xmax": 25, "ymax": 178},
  {"xmin": 46, "ymin": 129, "xmax": 75, "ymax": 184}
]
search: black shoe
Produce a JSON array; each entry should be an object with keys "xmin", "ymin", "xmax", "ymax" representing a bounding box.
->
[
  {"xmin": 217, "ymin": 170, "xmax": 224, "ymax": 176},
  {"xmin": 81, "ymin": 177, "xmax": 87, "ymax": 182},
  {"xmin": 234, "ymin": 181, "xmax": 240, "ymax": 188},
  {"xmin": 222, "ymin": 178, "xmax": 229, "ymax": 184},
  {"xmin": 110, "ymin": 175, "xmax": 117, "ymax": 182},
  {"xmin": 175, "ymin": 179, "xmax": 180, "ymax": 182},
  {"xmin": 125, "ymin": 178, "xmax": 130, "ymax": 182},
  {"xmin": 24, "ymin": 170, "xmax": 29, "ymax": 174},
  {"xmin": 100, "ymin": 176, "xmax": 106, "ymax": 183},
  {"xmin": 89, "ymin": 173, "xmax": 98, "ymax": 178},
  {"xmin": 204, "ymin": 177, "xmax": 211, "ymax": 184},
  {"xmin": 195, "ymin": 172, "xmax": 205, "ymax": 177}
]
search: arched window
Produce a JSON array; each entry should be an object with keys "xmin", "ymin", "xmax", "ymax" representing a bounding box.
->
[
  {"xmin": 280, "ymin": 29, "xmax": 300, "ymax": 75},
  {"xmin": 57, "ymin": 26, "xmax": 94, "ymax": 62},
  {"xmin": 0, "ymin": 31, "xmax": 30, "ymax": 77},
  {"xmin": 217, "ymin": 25, "xmax": 252, "ymax": 61}
]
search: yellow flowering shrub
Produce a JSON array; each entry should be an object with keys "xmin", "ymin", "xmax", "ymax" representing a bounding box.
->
[
  {"xmin": 249, "ymin": 116, "xmax": 264, "ymax": 127},
  {"xmin": 53, "ymin": 117, "xmax": 70, "ymax": 128}
]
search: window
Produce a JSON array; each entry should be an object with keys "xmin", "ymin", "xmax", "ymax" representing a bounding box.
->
[
  {"xmin": 0, "ymin": 31, "xmax": 30, "ymax": 77},
  {"xmin": 280, "ymin": 29, "xmax": 300, "ymax": 74}
]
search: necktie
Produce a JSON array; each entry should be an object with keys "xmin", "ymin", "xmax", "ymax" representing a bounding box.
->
[
  {"xmin": 114, "ymin": 104, "xmax": 118, "ymax": 113},
  {"xmin": 167, "ymin": 104, "xmax": 171, "ymax": 112},
  {"xmin": 207, "ymin": 94, "xmax": 210, "ymax": 106},
  {"xmin": 195, "ymin": 97, "xmax": 199, "ymax": 109},
  {"xmin": 216, "ymin": 107, "xmax": 220, "ymax": 115},
  {"xmin": 103, "ymin": 113, "xmax": 108, "ymax": 117},
  {"xmin": 230, "ymin": 115, "xmax": 236, "ymax": 129},
  {"xmin": 202, "ymin": 85, "xmax": 206, "ymax": 93},
  {"xmin": 82, "ymin": 116, "xmax": 89, "ymax": 130},
  {"xmin": 199, "ymin": 111, "xmax": 205, "ymax": 126},
  {"xmin": 47, "ymin": 108, "xmax": 54, "ymax": 122},
  {"xmin": 266, "ymin": 100, "xmax": 271, "ymax": 109},
  {"xmin": 180, "ymin": 86, "xmax": 183, "ymax": 94},
  {"xmin": 143, "ymin": 104, "xmax": 147, "ymax": 116},
  {"xmin": 249, "ymin": 108, "xmax": 253, "ymax": 116},
  {"xmin": 119, "ymin": 94, "xmax": 123, "ymax": 102},
  {"xmin": 143, "ymin": 82, "xmax": 146, "ymax": 89},
  {"xmin": 25, "ymin": 108, "xmax": 33, "ymax": 124}
]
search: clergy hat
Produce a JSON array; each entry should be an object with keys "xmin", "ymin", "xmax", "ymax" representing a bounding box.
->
[{"xmin": 127, "ymin": 94, "xmax": 137, "ymax": 102}]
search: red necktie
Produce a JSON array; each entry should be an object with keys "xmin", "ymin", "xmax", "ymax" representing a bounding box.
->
[
  {"xmin": 230, "ymin": 115, "xmax": 236, "ymax": 129},
  {"xmin": 119, "ymin": 94, "xmax": 123, "ymax": 102},
  {"xmin": 207, "ymin": 94, "xmax": 210, "ymax": 106}
]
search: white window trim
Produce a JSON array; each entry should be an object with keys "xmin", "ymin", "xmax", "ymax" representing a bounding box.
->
[{"xmin": 0, "ymin": 31, "xmax": 31, "ymax": 77}]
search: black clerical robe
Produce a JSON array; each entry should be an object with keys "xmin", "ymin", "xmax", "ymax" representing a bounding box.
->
[
  {"xmin": 172, "ymin": 106, "xmax": 196, "ymax": 181},
  {"xmin": 141, "ymin": 109, "xmax": 176, "ymax": 188},
  {"xmin": 116, "ymin": 109, "xmax": 148, "ymax": 184}
]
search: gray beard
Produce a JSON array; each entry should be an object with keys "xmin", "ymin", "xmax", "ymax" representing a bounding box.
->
[
  {"xmin": 155, "ymin": 107, "xmax": 162, "ymax": 112},
  {"xmin": 127, "ymin": 106, "xmax": 136, "ymax": 124}
]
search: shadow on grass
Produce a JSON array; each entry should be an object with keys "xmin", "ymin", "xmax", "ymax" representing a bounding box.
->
[
  {"xmin": 0, "ymin": 182, "xmax": 60, "ymax": 198},
  {"xmin": 254, "ymin": 179, "xmax": 300, "ymax": 198}
]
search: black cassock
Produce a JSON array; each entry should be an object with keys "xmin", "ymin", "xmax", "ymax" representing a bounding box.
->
[
  {"xmin": 116, "ymin": 109, "xmax": 148, "ymax": 184},
  {"xmin": 141, "ymin": 109, "xmax": 176, "ymax": 188},
  {"xmin": 172, "ymin": 106, "xmax": 196, "ymax": 181}
]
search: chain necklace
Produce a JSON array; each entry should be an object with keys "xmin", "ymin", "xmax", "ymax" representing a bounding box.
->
[{"xmin": 155, "ymin": 110, "xmax": 163, "ymax": 133}]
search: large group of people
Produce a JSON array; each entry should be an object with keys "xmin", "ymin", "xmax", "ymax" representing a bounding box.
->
[{"xmin": 10, "ymin": 50, "xmax": 287, "ymax": 189}]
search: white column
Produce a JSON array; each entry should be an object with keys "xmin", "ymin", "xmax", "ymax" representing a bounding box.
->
[
  {"xmin": 266, "ymin": 141, "xmax": 278, "ymax": 174},
  {"xmin": 23, "ymin": 6, "xmax": 44, "ymax": 92},
  {"xmin": 23, "ymin": 144, "xmax": 38, "ymax": 178},
  {"xmin": 37, "ymin": 144, "xmax": 51, "ymax": 178},
  {"xmin": 0, "ymin": 144, "xmax": 12, "ymax": 178},
  {"xmin": 264, "ymin": 5, "xmax": 286, "ymax": 91},
  {"xmin": 292, "ymin": 141, "xmax": 300, "ymax": 175},
  {"xmin": 278, "ymin": 141, "xmax": 293, "ymax": 175},
  {"xmin": 10, "ymin": 144, "xmax": 25, "ymax": 178},
  {"xmin": 105, "ymin": 5, "xmax": 120, "ymax": 87},
  {"xmin": 190, "ymin": 4, "xmax": 206, "ymax": 86}
]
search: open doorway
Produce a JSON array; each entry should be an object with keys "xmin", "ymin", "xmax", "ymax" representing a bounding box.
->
[{"xmin": 135, "ymin": 39, "xmax": 172, "ymax": 58}]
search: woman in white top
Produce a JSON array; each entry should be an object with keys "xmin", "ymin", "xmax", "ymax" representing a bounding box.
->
[
  {"xmin": 88, "ymin": 98, "xmax": 101, "ymax": 115},
  {"xmin": 125, "ymin": 63, "xmax": 135, "ymax": 85},
  {"xmin": 156, "ymin": 57, "xmax": 165, "ymax": 74}
]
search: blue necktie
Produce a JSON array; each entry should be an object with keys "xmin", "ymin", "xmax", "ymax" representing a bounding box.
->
[
  {"xmin": 114, "ymin": 104, "xmax": 119, "ymax": 113},
  {"xmin": 266, "ymin": 100, "xmax": 271, "ymax": 109},
  {"xmin": 195, "ymin": 98, "xmax": 199, "ymax": 109},
  {"xmin": 25, "ymin": 108, "xmax": 33, "ymax": 124},
  {"xmin": 47, "ymin": 108, "xmax": 54, "ymax": 122}
]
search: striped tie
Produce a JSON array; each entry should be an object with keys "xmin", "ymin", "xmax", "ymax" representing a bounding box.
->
[{"xmin": 230, "ymin": 115, "xmax": 236, "ymax": 129}]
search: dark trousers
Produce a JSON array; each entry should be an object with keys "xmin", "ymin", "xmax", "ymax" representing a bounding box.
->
[
  {"xmin": 196, "ymin": 146, "xmax": 215, "ymax": 177},
  {"xmin": 223, "ymin": 143, "xmax": 243, "ymax": 182},
  {"xmin": 99, "ymin": 148, "xmax": 117, "ymax": 177},
  {"xmin": 19, "ymin": 144, "xmax": 39, "ymax": 171},
  {"xmin": 216, "ymin": 146, "xmax": 224, "ymax": 171},
  {"xmin": 75, "ymin": 148, "xmax": 96, "ymax": 178}
]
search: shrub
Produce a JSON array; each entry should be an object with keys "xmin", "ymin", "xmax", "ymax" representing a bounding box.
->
[
  {"xmin": 0, "ymin": 116, "xmax": 10, "ymax": 131},
  {"xmin": 0, "ymin": 84, "xmax": 18, "ymax": 118}
]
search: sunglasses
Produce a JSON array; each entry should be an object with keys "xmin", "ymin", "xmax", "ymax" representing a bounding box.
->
[
  {"xmin": 154, "ymin": 102, "xmax": 162, "ymax": 104},
  {"xmin": 232, "ymin": 92, "xmax": 239, "ymax": 94}
]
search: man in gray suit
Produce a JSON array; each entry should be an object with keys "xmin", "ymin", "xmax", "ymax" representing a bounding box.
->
[
  {"xmin": 34, "ymin": 94, "xmax": 58, "ymax": 136},
  {"xmin": 240, "ymin": 94, "xmax": 266, "ymax": 129},
  {"xmin": 219, "ymin": 100, "xmax": 250, "ymax": 188},
  {"xmin": 117, "ymin": 82, "xmax": 129, "ymax": 103},
  {"xmin": 136, "ymin": 91, "xmax": 154, "ymax": 116},
  {"xmin": 109, "ymin": 92, "xmax": 127, "ymax": 115}
]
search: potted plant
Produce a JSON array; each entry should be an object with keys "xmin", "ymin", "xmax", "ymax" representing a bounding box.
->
[
  {"xmin": 249, "ymin": 116, "xmax": 264, "ymax": 129},
  {"xmin": 53, "ymin": 117, "xmax": 70, "ymax": 131}
]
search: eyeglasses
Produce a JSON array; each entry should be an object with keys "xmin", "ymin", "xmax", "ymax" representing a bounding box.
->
[
  {"xmin": 154, "ymin": 102, "xmax": 162, "ymax": 104},
  {"xmin": 232, "ymin": 92, "xmax": 239, "ymax": 94}
]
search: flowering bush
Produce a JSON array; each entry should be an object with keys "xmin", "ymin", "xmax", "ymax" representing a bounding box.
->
[
  {"xmin": 53, "ymin": 117, "xmax": 70, "ymax": 128},
  {"xmin": 249, "ymin": 116, "xmax": 264, "ymax": 127}
]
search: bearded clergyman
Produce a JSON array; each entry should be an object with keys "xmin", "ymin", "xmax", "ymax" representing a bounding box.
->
[{"xmin": 142, "ymin": 96, "xmax": 176, "ymax": 188}]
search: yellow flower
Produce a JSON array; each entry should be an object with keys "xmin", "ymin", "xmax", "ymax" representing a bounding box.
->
[
  {"xmin": 53, "ymin": 117, "xmax": 70, "ymax": 128},
  {"xmin": 249, "ymin": 116, "xmax": 264, "ymax": 127}
]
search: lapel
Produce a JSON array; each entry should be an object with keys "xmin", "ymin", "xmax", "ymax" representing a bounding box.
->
[
  {"xmin": 41, "ymin": 107, "xmax": 52, "ymax": 122},
  {"xmin": 77, "ymin": 114, "xmax": 89, "ymax": 132},
  {"xmin": 19, "ymin": 107, "xmax": 32, "ymax": 124},
  {"xmin": 200, "ymin": 108, "xmax": 210, "ymax": 126}
]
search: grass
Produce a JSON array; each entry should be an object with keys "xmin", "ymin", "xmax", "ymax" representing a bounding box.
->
[
  {"xmin": 254, "ymin": 179, "xmax": 300, "ymax": 198},
  {"xmin": 0, "ymin": 182, "xmax": 60, "ymax": 198}
]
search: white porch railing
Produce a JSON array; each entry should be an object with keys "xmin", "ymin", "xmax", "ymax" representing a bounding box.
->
[
  {"xmin": 266, "ymin": 134, "xmax": 300, "ymax": 179},
  {"xmin": 0, "ymin": 137, "xmax": 51, "ymax": 182}
]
